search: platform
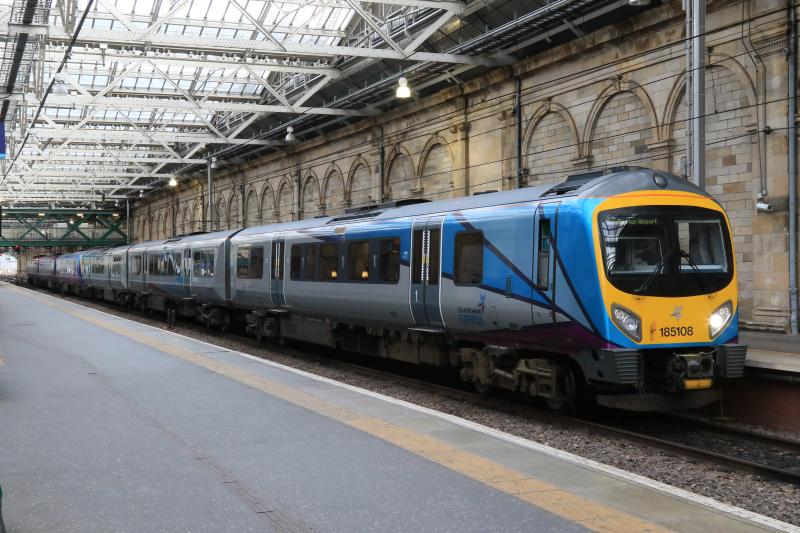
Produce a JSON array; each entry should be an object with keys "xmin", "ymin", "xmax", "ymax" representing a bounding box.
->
[
  {"xmin": 741, "ymin": 331, "xmax": 800, "ymax": 375},
  {"xmin": 0, "ymin": 283, "xmax": 794, "ymax": 533}
]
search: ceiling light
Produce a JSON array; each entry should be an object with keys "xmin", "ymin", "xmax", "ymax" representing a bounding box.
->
[
  {"xmin": 285, "ymin": 127, "xmax": 296, "ymax": 142},
  {"xmin": 37, "ymin": 212, "xmax": 45, "ymax": 217},
  {"xmin": 77, "ymin": 213, "xmax": 83, "ymax": 218},
  {"xmin": 168, "ymin": 177, "xmax": 177, "ymax": 187},
  {"xmin": 628, "ymin": 0, "xmax": 650, "ymax": 5},
  {"xmin": 396, "ymin": 77, "xmax": 411, "ymax": 99},
  {"xmin": 139, "ymin": 190, "xmax": 144, "ymax": 197}
]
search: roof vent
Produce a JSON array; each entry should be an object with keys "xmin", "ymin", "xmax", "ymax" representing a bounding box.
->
[
  {"xmin": 328, "ymin": 211, "xmax": 382, "ymax": 224},
  {"xmin": 376, "ymin": 198, "xmax": 430, "ymax": 209}
]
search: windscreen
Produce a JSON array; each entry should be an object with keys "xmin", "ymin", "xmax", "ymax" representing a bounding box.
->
[{"xmin": 599, "ymin": 206, "xmax": 733, "ymax": 296}]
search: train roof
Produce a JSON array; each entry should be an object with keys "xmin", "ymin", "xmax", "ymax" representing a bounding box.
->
[
  {"xmin": 128, "ymin": 229, "xmax": 241, "ymax": 250},
  {"xmin": 246, "ymin": 168, "xmax": 708, "ymax": 231},
  {"xmin": 131, "ymin": 168, "xmax": 711, "ymax": 243}
]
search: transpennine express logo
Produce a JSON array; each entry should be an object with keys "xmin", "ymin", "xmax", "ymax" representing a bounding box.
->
[{"xmin": 458, "ymin": 293, "xmax": 486, "ymax": 325}]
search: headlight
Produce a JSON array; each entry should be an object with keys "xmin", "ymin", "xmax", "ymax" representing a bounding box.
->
[
  {"xmin": 611, "ymin": 304, "xmax": 641, "ymax": 342},
  {"xmin": 709, "ymin": 300, "xmax": 733, "ymax": 338}
]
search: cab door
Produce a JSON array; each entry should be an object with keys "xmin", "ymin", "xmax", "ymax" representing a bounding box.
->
[
  {"xmin": 410, "ymin": 215, "xmax": 444, "ymax": 330},
  {"xmin": 533, "ymin": 202, "xmax": 559, "ymax": 340},
  {"xmin": 270, "ymin": 236, "xmax": 286, "ymax": 308}
]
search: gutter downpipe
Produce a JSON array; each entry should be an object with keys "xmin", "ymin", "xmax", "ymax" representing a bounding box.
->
[
  {"xmin": 789, "ymin": 1, "xmax": 798, "ymax": 334},
  {"xmin": 379, "ymin": 126, "xmax": 385, "ymax": 201},
  {"xmin": 296, "ymin": 159, "xmax": 302, "ymax": 221},
  {"xmin": 206, "ymin": 157, "xmax": 213, "ymax": 232},
  {"xmin": 691, "ymin": 0, "xmax": 705, "ymax": 189},
  {"xmin": 743, "ymin": 1, "xmax": 769, "ymax": 200},
  {"xmin": 515, "ymin": 77, "xmax": 523, "ymax": 189},
  {"xmin": 126, "ymin": 199, "xmax": 131, "ymax": 244}
]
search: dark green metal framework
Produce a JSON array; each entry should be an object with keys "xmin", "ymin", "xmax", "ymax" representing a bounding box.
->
[{"xmin": 0, "ymin": 208, "xmax": 127, "ymax": 247}]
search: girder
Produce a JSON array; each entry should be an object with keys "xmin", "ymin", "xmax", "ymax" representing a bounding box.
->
[{"xmin": 0, "ymin": 0, "xmax": 591, "ymax": 208}]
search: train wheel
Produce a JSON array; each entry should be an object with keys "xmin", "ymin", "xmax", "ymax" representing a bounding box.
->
[
  {"xmin": 221, "ymin": 313, "xmax": 231, "ymax": 333},
  {"xmin": 546, "ymin": 366, "xmax": 576, "ymax": 414}
]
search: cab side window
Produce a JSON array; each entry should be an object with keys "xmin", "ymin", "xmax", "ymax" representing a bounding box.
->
[{"xmin": 537, "ymin": 219, "xmax": 551, "ymax": 290}]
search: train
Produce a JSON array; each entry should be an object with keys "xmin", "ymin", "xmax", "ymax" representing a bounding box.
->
[{"xmin": 25, "ymin": 167, "xmax": 747, "ymax": 412}]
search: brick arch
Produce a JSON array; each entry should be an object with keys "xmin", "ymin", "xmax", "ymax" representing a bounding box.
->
[
  {"xmin": 260, "ymin": 183, "xmax": 276, "ymax": 224},
  {"xmin": 276, "ymin": 177, "xmax": 294, "ymax": 222},
  {"xmin": 582, "ymin": 79, "xmax": 659, "ymax": 155},
  {"xmin": 662, "ymin": 53, "xmax": 757, "ymax": 141},
  {"xmin": 227, "ymin": 190, "xmax": 240, "ymax": 229},
  {"xmin": 191, "ymin": 201, "xmax": 201, "ymax": 232},
  {"xmin": 347, "ymin": 156, "xmax": 372, "ymax": 208},
  {"xmin": 418, "ymin": 135, "xmax": 454, "ymax": 200},
  {"xmin": 301, "ymin": 172, "xmax": 322, "ymax": 220},
  {"xmin": 584, "ymin": 80, "xmax": 658, "ymax": 170},
  {"xmin": 385, "ymin": 145, "xmax": 416, "ymax": 200},
  {"xmin": 322, "ymin": 164, "xmax": 345, "ymax": 215},
  {"xmin": 243, "ymin": 186, "xmax": 258, "ymax": 228},
  {"xmin": 523, "ymin": 101, "xmax": 580, "ymax": 187},
  {"xmin": 180, "ymin": 204, "xmax": 189, "ymax": 234},
  {"xmin": 153, "ymin": 211, "xmax": 162, "ymax": 239},
  {"xmin": 214, "ymin": 194, "xmax": 226, "ymax": 230}
]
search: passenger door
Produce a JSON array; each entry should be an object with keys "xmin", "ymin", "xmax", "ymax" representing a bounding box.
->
[
  {"xmin": 410, "ymin": 215, "xmax": 444, "ymax": 330},
  {"xmin": 270, "ymin": 236, "xmax": 286, "ymax": 308},
  {"xmin": 533, "ymin": 203, "xmax": 559, "ymax": 339}
]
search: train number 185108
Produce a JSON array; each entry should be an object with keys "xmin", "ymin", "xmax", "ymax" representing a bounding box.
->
[{"xmin": 659, "ymin": 326, "xmax": 693, "ymax": 337}]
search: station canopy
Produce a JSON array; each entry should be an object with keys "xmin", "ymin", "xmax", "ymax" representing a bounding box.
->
[{"xmin": 0, "ymin": 0, "xmax": 647, "ymax": 208}]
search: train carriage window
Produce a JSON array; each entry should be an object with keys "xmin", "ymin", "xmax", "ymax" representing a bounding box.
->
[
  {"xmin": 428, "ymin": 229, "xmax": 440, "ymax": 285},
  {"xmin": 111, "ymin": 256, "xmax": 122, "ymax": 276},
  {"xmin": 272, "ymin": 241, "xmax": 283, "ymax": 280},
  {"xmin": 320, "ymin": 244, "xmax": 339, "ymax": 281},
  {"xmin": 537, "ymin": 220, "xmax": 551, "ymax": 290},
  {"xmin": 237, "ymin": 246, "xmax": 264, "ymax": 279},
  {"xmin": 454, "ymin": 232, "xmax": 483, "ymax": 285},
  {"xmin": 192, "ymin": 250, "xmax": 215, "ymax": 277},
  {"xmin": 348, "ymin": 241, "xmax": 371, "ymax": 281},
  {"xmin": 412, "ymin": 230, "xmax": 424, "ymax": 284},
  {"xmin": 302, "ymin": 245, "xmax": 318, "ymax": 280},
  {"xmin": 379, "ymin": 238, "xmax": 400, "ymax": 283},
  {"xmin": 290, "ymin": 245, "xmax": 302, "ymax": 280},
  {"xmin": 131, "ymin": 255, "xmax": 142, "ymax": 275},
  {"xmin": 173, "ymin": 253, "xmax": 182, "ymax": 275}
]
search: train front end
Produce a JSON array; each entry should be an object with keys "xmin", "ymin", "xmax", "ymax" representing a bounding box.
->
[{"xmin": 591, "ymin": 187, "xmax": 746, "ymax": 411}]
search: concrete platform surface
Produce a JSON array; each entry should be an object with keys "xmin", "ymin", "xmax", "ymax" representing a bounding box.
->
[
  {"xmin": 741, "ymin": 331, "xmax": 800, "ymax": 374},
  {"xmin": 0, "ymin": 282, "xmax": 795, "ymax": 533}
]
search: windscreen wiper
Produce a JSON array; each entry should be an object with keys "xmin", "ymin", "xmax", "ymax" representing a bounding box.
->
[
  {"xmin": 635, "ymin": 248, "xmax": 676, "ymax": 295},
  {"xmin": 679, "ymin": 250, "xmax": 709, "ymax": 292}
]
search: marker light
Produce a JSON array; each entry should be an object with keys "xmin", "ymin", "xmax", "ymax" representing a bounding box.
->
[
  {"xmin": 396, "ymin": 77, "xmax": 411, "ymax": 99},
  {"xmin": 709, "ymin": 300, "xmax": 733, "ymax": 339},
  {"xmin": 611, "ymin": 304, "xmax": 642, "ymax": 342},
  {"xmin": 330, "ymin": 270, "xmax": 338, "ymax": 280},
  {"xmin": 361, "ymin": 270, "xmax": 369, "ymax": 280}
]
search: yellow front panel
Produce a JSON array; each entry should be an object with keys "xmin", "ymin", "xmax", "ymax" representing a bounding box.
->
[{"xmin": 591, "ymin": 191, "xmax": 738, "ymax": 345}]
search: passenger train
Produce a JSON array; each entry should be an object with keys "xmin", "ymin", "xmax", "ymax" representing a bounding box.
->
[{"xmin": 26, "ymin": 168, "xmax": 747, "ymax": 411}]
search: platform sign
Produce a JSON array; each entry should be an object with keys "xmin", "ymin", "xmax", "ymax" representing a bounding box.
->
[{"xmin": 0, "ymin": 123, "xmax": 5, "ymax": 159}]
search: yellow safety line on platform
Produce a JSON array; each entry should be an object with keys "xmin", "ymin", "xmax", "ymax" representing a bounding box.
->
[{"xmin": 18, "ymin": 286, "xmax": 670, "ymax": 532}]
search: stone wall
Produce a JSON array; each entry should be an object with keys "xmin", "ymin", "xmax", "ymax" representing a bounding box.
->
[{"xmin": 133, "ymin": 0, "xmax": 796, "ymax": 331}]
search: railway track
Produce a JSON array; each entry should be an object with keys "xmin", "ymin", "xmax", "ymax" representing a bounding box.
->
[{"xmin": 16, "ymin": 281, "xmax": 800, "ymax": 486}]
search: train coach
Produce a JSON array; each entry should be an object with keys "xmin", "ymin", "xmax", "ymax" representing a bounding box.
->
[{"xmin": 28, "ymin": 168, "xmax": 747, "ymax": 412}]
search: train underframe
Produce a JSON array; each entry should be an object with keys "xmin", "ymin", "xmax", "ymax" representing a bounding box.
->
[{"xmin": 26, "ymin": 276, "xmax": 746, "ymax": 412}]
